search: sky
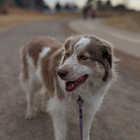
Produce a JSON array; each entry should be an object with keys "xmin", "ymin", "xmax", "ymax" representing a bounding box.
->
[{"xmin": 44, "ymin": 0, "xmax": 140, "ymax": 11}]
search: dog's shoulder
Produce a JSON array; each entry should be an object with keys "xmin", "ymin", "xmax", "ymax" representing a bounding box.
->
[{"xmin": 20, "ymin": 37, "xmax": 63, "ymax": 67}]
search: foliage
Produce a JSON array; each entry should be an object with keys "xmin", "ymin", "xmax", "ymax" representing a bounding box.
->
[
  {"xmin": 55, "ymin": 2, "xmax": 62, "ymax": 11},
  {"xmin": 87, "ymin": 0, "xmax": 94, "ymax": 5}
]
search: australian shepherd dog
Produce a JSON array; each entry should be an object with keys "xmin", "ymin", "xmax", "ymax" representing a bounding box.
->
[{"xmin": 19, "ymin": 35, "xmax": 117, "ymax": 140}]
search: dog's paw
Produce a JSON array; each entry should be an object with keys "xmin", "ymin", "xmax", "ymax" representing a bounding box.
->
[{"xmin": 25, "ymin": 107, "xmax": 37, "ymax": 119}]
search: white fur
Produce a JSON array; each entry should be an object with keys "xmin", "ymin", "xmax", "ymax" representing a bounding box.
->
[
  {"xmin": 59, "ymin": 53, "xmax": 91, "ymax": 81},
  {"xmin": 47, "ymin": 79, "xmax": 67, "ymax": 140},
  {"xmin": 48, "ymin": 77, "xmax": 111, "ymax": 140},
  {"xmin": 36, "ymin": 47, "xmax": 51, "ymax": 111},
  {"xmin": 74, "ymin": 37, "xmax": 90, "ymax": 51},
  {"xmin": 19, "ymin": 54, "xmax": 39, "ymax": 118},
  {"xmin": 36, "ymin": 47, "xmax": 50, "ymax": 83},
  {"xmin": 46, "ymin": 36, "xmax": 113, "ymax": 140},
  {"xmin": 48, "ymin": 55, "xmax": 112, "ymax": 140}
]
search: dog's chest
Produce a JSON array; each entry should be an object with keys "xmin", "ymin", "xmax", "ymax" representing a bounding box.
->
[{"xmin": 64, "ymin": 88, "xmax": 105, "ymax": 118}]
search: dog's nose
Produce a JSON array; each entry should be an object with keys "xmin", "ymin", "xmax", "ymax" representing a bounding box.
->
[{"xmin": 57, "ymin": 70, "xmax": 68, "ymax": 79}]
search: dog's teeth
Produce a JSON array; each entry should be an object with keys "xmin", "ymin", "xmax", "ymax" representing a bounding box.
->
[{"xmin": 72, "ymin": 84, "xmax": 74, "ymax": 87}]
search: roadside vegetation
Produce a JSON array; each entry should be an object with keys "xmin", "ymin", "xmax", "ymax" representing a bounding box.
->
[{"xmin": 102, "ymin": 12, "xmax": 140, "ymax": 33}]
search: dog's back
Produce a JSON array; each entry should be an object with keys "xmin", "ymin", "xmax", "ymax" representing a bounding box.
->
[{"xmin": 19, "ymin": 37, "xmax": 64, "ymax": 118}]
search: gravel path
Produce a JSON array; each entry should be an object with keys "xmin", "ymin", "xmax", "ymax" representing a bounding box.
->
[{"xmin": 0, "ymin": 19, "xmax": 140, "ymax": 140}]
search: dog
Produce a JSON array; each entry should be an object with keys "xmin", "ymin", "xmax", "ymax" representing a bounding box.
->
[{"xmin": 19, "ymin": 35, "xmax": 117, "ymax": 140}]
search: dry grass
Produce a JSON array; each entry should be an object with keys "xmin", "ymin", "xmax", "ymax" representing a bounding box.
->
[
  {"xmin": 0, "ymin": 8, "xmax": 82, "ymax": 33},
  {"xmin": 103, "ymin": 12, "xmax": 140, "ymax": 33}
]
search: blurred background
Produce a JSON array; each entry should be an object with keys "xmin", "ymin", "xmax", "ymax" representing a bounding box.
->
[
  {"xmin": 0, "ymin": 0, "xmax": 140, "ymax": 140},
  {"xmin": 0, "ymin": 0, "xmax": 140, "ymax": 33}
]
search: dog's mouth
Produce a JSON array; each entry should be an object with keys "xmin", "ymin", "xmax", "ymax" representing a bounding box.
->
[{"xmin": 66, "ymin": 75, "xmax": 88, "ymax": 92}]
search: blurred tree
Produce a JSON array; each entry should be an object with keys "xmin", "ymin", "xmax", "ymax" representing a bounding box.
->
[
  {"xmin": 15, "ymin": 0, "xmax": 23, "ymax": 7},
  {"xmin": 55, "ymin": 2, "xmax": 62, "ymax": 11},
  {"xmin": 73, "ymin": 5, "xmax": 78, "ymax": 10},
  {"xmin": 43, "ymin": 3, "xmax": 50, "ymax": 10},
  {"xmin": 87, "ymin": 0, "xmax": 94, "ymax": 5},
  {"xmin": 123, "ymin": 0, "xmax": 129, "ymax": 9},
  {"xmin": 105, "ymin": 0, "xmax": 112, "ymax": 11},
  {"xmin": 6, "ymin": 0, "xmax": 15, "ymax": 6},
  {"xmin": 64, "ymin": 3, "xmax": 70, "ymax": 10},
  {"xmin": 41, "ymin": 1, "xmax": 51, "ymax": 11},
  {"xmin": 97, "ymin": 0, "xmax": 103, "ymax": 11},
  {"xmin": 86, "ymin": 0, "xmax": 96, "ymax": 10},
  {"xmin": 64, "ymin": 3, "xmax": 79, "ymax": 12},
  {"xmin": 113, "ymin": 4, "xmax": 126, "ymax": 13},
  {"xmin": 28, "ymin": 0, "xmax": 35, "ymax": 9},
  {"xmin": 15, "ymin": 0, "xmax": 44, "ymax": 10},
  {"xmin": 0, "ymin": 0, "xmax": 8, "ymax": 14},
  {"xmin": 35, "ymin": 0, "xmax": 44, "ymax": 10},
  {"xmin": 0, "ymin": 0, "xmax": 5, "ymax": 6},
  {"xmin": 0, "ymin": 0, "xmax": 16, "ymax": 7}
]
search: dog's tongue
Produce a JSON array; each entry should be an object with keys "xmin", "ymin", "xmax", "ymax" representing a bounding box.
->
[{"xmin": 66, "ymin": 75, "xmax": 88, "ymax": 91}]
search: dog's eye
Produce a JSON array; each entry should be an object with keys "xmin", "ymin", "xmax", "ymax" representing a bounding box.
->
[{"xmin": 80, "ymin": 55, "xmax": 88, "ymax": 60}]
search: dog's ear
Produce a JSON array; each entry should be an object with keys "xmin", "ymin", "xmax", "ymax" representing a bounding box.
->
[
  {"xmin": 64, "ymin": 35, "xmax": 74, "ymax": 50},
  {"xmin": 102, "ymin": 46, "xmax": 112, "ymax": 67},
  {"xmin": 101, "ymin": 43, "xmax": 113, "ymax": 81},
  {"xmin": 64, "ymin": 39, "xmax": 71, "ymax": 50}
]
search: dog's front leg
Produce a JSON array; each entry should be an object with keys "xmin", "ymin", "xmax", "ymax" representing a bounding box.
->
[
  {"xmin": 50, "ymin": 110, "xmax": 67, "ymax": 140},
  {"xmin": 48, "ymin": 97, "xmax": 67, "ymax": 140},
  {"xmin": 83, "ymin": 110, "xmax": 95, "ymax": 140}
]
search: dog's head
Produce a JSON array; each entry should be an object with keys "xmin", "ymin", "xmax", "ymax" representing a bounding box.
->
[{"xmin": 57, "ymin": 35, "xmax": 114, "ymax": 92}]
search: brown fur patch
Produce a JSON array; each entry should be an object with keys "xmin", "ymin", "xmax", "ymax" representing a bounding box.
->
[
  {"xmin": 41, "ymin": 46, "xmax": 65, "ymax": 99},
  {"xmin": 27, "ymin": 37, "xmax": 62, "ymax": 67},
  {"xmin": 21, "ymin": 45, "xmax": 29, "ymax": 81},
  {"xmin": 62, "ymin": 35, "xmax": 82, "ymax": 64},
  {"xmin": 86, "ymin": 37, "xmax": 113, "ymax": 81}
]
